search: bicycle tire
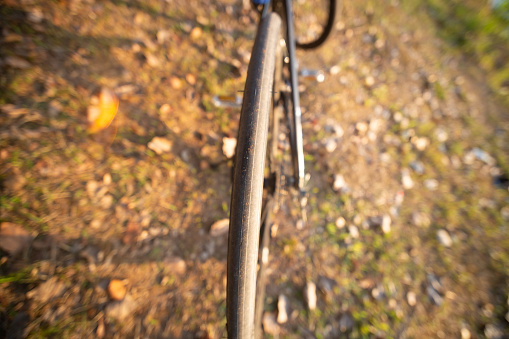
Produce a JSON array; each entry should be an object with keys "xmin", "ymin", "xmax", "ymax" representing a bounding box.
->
[
  {"xmin": 227, "ymin": 13, "xmax": 282, "ymax": 339},
  {"xmin": 253, "ymin": 32, "xmax": 283, "ymax": 338},
  {"xmin": 295, "ymin": 0, "xmax": 340, "ymax": 50}
]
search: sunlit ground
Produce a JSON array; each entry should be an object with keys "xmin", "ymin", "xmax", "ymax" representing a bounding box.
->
[{"xmin": 1, "ymin": 0, "xmax": 508, "ymax": 338}]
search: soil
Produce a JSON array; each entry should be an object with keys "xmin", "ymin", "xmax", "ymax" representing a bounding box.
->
[{"xmin": 1, "ymin": 0, "xmax": 508, "ymax": 338}]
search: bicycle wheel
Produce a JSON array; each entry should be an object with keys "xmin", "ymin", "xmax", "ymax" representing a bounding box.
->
[
  {"xmin": 293, "ymin": 0, "xmax": 341, "ymax": 49},
  {"xmin": 227, "ymin": 12, "xmax": 282, "ymax": 339},
  {"xmin": 253, "ymin": 30, "xmax": 284, "ymax": 339}
]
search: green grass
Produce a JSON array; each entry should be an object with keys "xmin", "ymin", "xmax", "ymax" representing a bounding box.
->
[{"xmin": 418, "ymin": 0, "xmax": 509, "ymax": 101}]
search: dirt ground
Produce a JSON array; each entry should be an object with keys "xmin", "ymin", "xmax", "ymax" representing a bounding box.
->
[{"xmin": 1, "ymin": 0, "xmax": 509, "ymax": 338}]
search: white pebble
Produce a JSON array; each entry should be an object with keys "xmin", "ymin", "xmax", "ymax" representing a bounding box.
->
[
  {"xmin": 335, "ymin": 217, "xmax": 346, "ymax": 229},
  {"xmin": 305, "ymin": 282, "xmax": 317, "ymax": 311},
  {"xmin": 277, "ymin": 295, "xmax": 288, "ymax": 324},
  {"xmin": 381, "ymin": 214, "xmax": 391, "ymax": 234},
  {"xmin": 333, "ymin": 174, "xmax": 346, "ymax": 192},
  {"xmin": 348, "ymin": 225, "xmax": 359, "ymax": 239},
  {"xmin": 407, "ymin": 291, "xmax": 417, "ymax": 306},
  {"xmin": 401, "ymin": 169, "xmax": 414, "ymax": 189},
  {"xmin": 437, "ymin": 229, "xmax": 452, "ymax": 247}
]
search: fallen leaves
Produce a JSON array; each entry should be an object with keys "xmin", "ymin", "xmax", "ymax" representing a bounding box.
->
[
  {"xmin": 27, "ymin": 277, "xmax": 66, "ymax": 303},
  {"xmin": 5, "ymin": 56, "xmax": 31, "ymax": 69},
  {"xmin": 108, "ymin": 279, "xmax": 127, "ymax": 301},
  {"xmin": 0, "ymin": 222, "xmax": 32, "ymax": 255},
  {"xmin": 87, "ymin": 88, "xmax": 119, "ymax": 134}
]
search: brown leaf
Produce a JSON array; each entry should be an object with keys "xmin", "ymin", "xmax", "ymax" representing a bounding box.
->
[
  {"xmin": 88, "ymin": 88, "xmax": 119, "ymax": 133},
  {"xmin": 5, "ymin": 56, "xmax": 31, "ymax": 69},
  {"xmin": 0, "ymin": 222, "xmax": 32, "ymax": 255},
  {"xmin": 122, "ymin": 222, "xmax": 140, "ymax": 244},
  {"xmin": 108, "ymin": 279, "xmax": 127, "ymax": 301}
]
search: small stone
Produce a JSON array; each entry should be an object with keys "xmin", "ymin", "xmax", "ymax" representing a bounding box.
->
[
  {"xmin": 409, "ymin": 161, "xmax": 425, "ymax": 175},
  {"xmin": 103, "ymin": 173, "xmax": 112, "ymax": 185},
  {"xmin": 435, "ymin": 128, "xmax": 448, "ymax": 142},
  {"xmin": 437, "ymin": 229, "xmax": 452, "ymax": 247},
  {"xmin": 318, "ymin": 276, "xmax": 336, "ymax": 298},
  {"xmin": 332, "ymin": 174, "xmax": 346, "ymax": 192},
  {"xmin": 222, "ymin": 137, "xmax": 237, "ymax": 158},
  {"xmin": 461, "ymin": 327, "xmax": 471, "ymax": 339},
  {"xmin": 339, "ymin": 313, "xmax": 354, "ymax": 332},
  {"xmin": 364, "ymin": 76, "xmax": 375, "ymax": 87},
  {"xmin": 156, "ymin": 29, "xmax": 171, "ymax": 44},
  {"xmin": 277, "ymin": 295, "xmax": 288, "ymax": 324},
  {"xmin": 185, "ymin": 73, "xmax": 196, "ymax": 85},
  {"xmin": 393, "ymin": 111, "xmax": 403, "ymax": 122},
  {"xmin": 324, "ymin": 138, "xmax": 337, "ymax": 153},
  {"xmin": 160, "ymin": 104, "xmax": 172, "ymax": 114},
  {"xmin": 401, "ymin": 169, "xmax": 414, "ymax": 189},
  {"xmin": 412, "ymin": 212, "xmax": 430, "ymax": 228},
  {"xmin": 28, "ymin": 8, "xmax": 44, "ymax": 23},
  {"xmin": 355, "ymin": 122, "xmax": 368, "ymax": 134},
  {"xmin": 485, "ymin": 323, "xmax": 505, "ymax": 339},
  {"xmin": 413, "ymin": 137, "xmax": 429, "ymax": 151},
  {"xmin": 407, "ymin": 291, "xmax": 417, "ymax": 306},
  {"xmin": 262, "ymin": 313, "xmax": 279, "ymax": 335},
  {"xmin": 96, "ymin": 317, "xmax": 105, "ymax": 338},
  {"xmin": 330, "ymin": 65, "xmax": 340, "ymax": 75},
  {"xmin": 164, "ymin": 257, "xmax": 186, "ymax": 275},
  {"xmin": 348, "ymin": 225, "xmax": 359, "ymax": 239},
  {"xmin": 427, "ymin": 274, "xmax": 444, "ymax": 305},
  {"xmin": 305, "ymin": 281, "xmax": 317, "ymax": 311},
  {"xmin": 271, "ymin": 224, "xmax": 279, "ymax": 237},
  {"xmin": 190, "ymin": 27, "xmax": 203, "ymax": 40},
  {"xmin": 422, "ymin": 177, "xmax": 438, "ymax": 190},
  {"xmin": 0, "ymin": 222, "xmax": 32, "ymax": 255},
  {"xmin": 381, "ymin": 214, "xmax": 391, "ymax": 234},
  {"xmin": 108, "ymin": 279, "xmax": 127, "ymax": 301},
  {"xmin": 371, "ymin": 286, "xmax": 384, "ymax": 299},
  {"xmin": 148, "ymin": 137, "xmax": 172, "ymax": 154},
  {"xmin": 335, "ymin": 217, "xmax": 346, "ymax": 229},
  {"xmin": 146, "ymin": 53, "xmax": 161, "ymax": 68},
  {"xmin": 169, "ymin": 76, "xmax": 182, "ymax": 89},
  {"xmin": 472, "ymin": 147, "xmax": 496, "ymax": 165},
  {"xmin": 100, "ymin": 194, "xmax": 114, "ymax": 209},
  {"xmin": 210, "ymin": 219, "xmax": 229, "ymax": 236},
  {"xmin": 296, "ymin": 219, "xmax": 304, "ymax": 230},
  {"xmin": 105, "ymin": 295, "xmax": 137, "ymax": 322}
]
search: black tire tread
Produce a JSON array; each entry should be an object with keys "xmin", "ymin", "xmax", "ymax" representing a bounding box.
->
[{"xmin": 227, "ymin": 13, "xmax": 282, "ymax": 339}]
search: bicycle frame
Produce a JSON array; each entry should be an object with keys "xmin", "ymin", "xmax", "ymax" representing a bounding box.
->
[{"xmin": 262, "ymin": 0, "xmax": 306, "ymax": 192}]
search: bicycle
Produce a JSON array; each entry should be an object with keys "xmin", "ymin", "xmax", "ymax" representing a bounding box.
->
[{"xmin": 223, "ymin": 0, "xmax": 339, "ymax": 337}]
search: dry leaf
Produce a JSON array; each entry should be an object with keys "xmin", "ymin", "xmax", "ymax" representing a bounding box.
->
[
  {"xmin": 88, "ymin": 88, "xmax": 119, "ymax": 133},
  {"xmin": 108, "ymin": 279, "xmax": 127, "ymax": 300},
  {"xmin": 5, "ymin": 56, "xmax": 31, "ymax": 69},
  {"xmin": 0, "ymin": 222, "xmax": 32, "ymax": 255}
]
